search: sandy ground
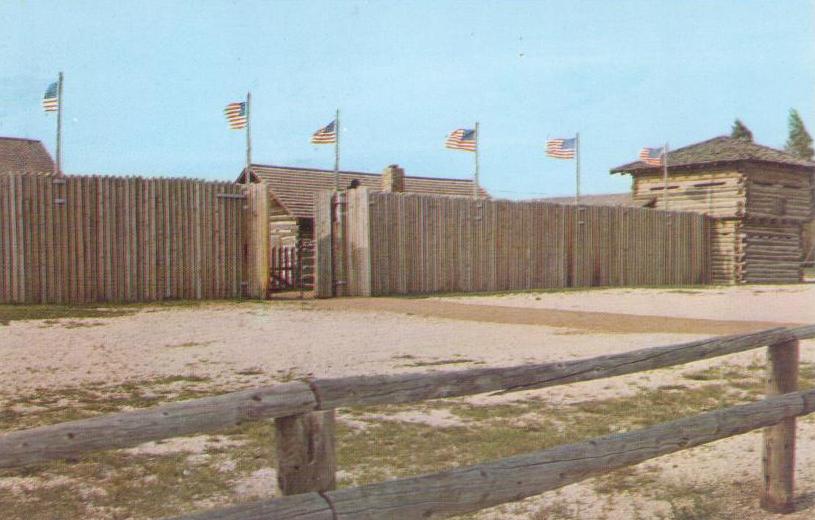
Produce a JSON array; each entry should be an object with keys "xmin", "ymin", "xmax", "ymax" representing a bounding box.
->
[
  {"xmin": 1, "ymin": 284, "xmax": 814, "ymax": 519},
  {"xmin": 437, "ymin": 284, "xmax": 815, "ymax": 324}
]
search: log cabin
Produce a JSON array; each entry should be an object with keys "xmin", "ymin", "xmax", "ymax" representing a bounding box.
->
[
  {"xmin": 0, "ymin": 137, "xmax": 55, "ymax": 176},
  {"xmin": 237, "ymin": 164, "xmax": 488, "ymax": 289},
  {"xmin": 611, "ymin": 136, "xmax": 815, "ymax": 284}
]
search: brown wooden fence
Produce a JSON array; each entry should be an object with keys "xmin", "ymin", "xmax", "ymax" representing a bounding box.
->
[
  {"xmin": 0, "ymin": 173, "xmax": 268, "ymax": 303},
  {"xmin": 316, "ymin": 189, "xmax": 712, "ymax": 297},
  {"xmin": 1, "ymin": 326, "xmax": 813, "ymax": 518}
]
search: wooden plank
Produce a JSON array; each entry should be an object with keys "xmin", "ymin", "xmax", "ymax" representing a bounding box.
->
[
  {"xmin": 172, "ymin": 388, "xmax": 815, "ymax": 520},
  {"xmin": 0, "ymin": 382, "xmax": 316, "ymax": 468},
  {"xmin": 314, "ymin": 190, "xmax": 334, "ymax": 298},
  {"xmin": 761, "ymin": 338, "xmax": 799, "ymax": 513},
  {"xmin": 3, "ymin": 325, "xmax": 813, "ymax": 469},
  {"xmin": 275, "ymin": 411, "xmax": 337, "ymax": 495}
]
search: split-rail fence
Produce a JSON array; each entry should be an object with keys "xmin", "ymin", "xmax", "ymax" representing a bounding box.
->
[
  {"xmin": 1, "ymin": 326, "xmax": 814, "ymax": 518},
  {"xmin": 316, "ymin": 189, "xmax": 712, "ymax": 297},
  {"xmin": 0, "ymin": 173, "xmax": 269, "ymax": 303}
]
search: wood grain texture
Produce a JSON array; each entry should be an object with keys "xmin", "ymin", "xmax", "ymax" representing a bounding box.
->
[
  {"xmin": 0, "ymin": 173, "xmax": 267, "ymax": 303},
  {"xmin": 275, "ymin": 411, "xmax": 337, "ymax": 495},
  {"xmin": 314, "ymin": 326, "xmax": 815, "ymax": 409},
  {"xmin": 331, "ymin": 191, "xmax": 711, "ymax": 296},
  {"xmin": 0, "ymin": 382, "xmax": 316, "ymax": 469},
  {"xmin": 3, "ymin": 326, "xmax": 813, "ymax": 469},
  {"xmin": 761, "ymin": 339, "xmax": 800, "ymax": 513},
  {"xmin": 170, "ymin": 388, "xmax": 815, "ymax": 520}
]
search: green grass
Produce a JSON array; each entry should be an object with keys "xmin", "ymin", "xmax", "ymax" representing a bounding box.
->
[
  {"xmin": 0, "ymin": 299, "xmax": 274, "ymax": 326},
  {"xmin": 1, "ymin": 358, "xmax": 804, "ymax": 519}
]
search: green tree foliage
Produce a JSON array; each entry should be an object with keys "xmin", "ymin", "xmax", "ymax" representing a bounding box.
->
[
  {"xmin": 785, "ymin": 109, "xmax": 814, "ymax": 160},
  {"xmin": 730, "ymin": 119, "xmax": 753, "ymax": 141}
]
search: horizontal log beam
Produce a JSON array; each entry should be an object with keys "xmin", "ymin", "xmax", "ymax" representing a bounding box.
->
[
  {"xmin": 2, "ymin": 326, "xmax": 814, "ymax": 469},
  {"xmin": 171, "ymin": 388, "xmax": 815, "ymax": 520},
  {"xmin": 0, "ymin": 382, "xmax": 317, "ymax": 469}
]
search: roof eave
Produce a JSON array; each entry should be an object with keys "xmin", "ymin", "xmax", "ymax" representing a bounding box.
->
[{"xmin": 612, "ymin": 158, "xmax": 815, "ymax": 176}]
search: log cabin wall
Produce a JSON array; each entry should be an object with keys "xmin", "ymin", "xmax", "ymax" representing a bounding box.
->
[
  {"xmin": 630, "ymin": 163, "xmax": 812, "ymax": 284},
  {"xmin": 743, "ymin": 164, "xmax": 813, "ymax": 222},
  {"xmin": 632, "ymin": 168, "xmax": 745, "ymax": 218},
  {"xmin": 740, "ymin": 163, "xmax": 813, "ymax": 283},
  {"xmin": 614, "ymin": 137, "xmax": 815, "ymax": 285},
  {"xmin": 632, "ymin": 168, "xmax": 745, "ymax": 284}
]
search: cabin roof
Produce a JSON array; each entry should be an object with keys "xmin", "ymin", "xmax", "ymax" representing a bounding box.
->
[
  {"xmin": 239, "ymin": 164, "xmax": 489, "ymax": 219},
  {"xmin": 0, "ymin": 137, "xmax": 56, "ymax": 176},
  {"xmin": 534, "ymin": 193, "xmax": 648, "ymax": 207},
  {"xmin": 610, "ymin": 136, "xmax": 815, "ymax": 174}
]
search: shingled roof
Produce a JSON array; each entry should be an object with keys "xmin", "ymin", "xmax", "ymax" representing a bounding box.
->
[
  {"xmin": 535, "ymin": 193, "xmax": 647, "ymax": 207},
  {"xmin": 240, "ymin": 164, "xmax": 489, "ymax": 219},
  {"xmin": 0, "ymin": 137, "xmax": 56, "ymax": 175},
  {"xmin": 610, "ymin": 136, "xmax": 815, "ymax": 174}
]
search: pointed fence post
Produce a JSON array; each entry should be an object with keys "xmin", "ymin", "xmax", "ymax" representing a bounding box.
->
[{"xmin": 761, "ymin": 338, "xmax": 799, "ymax": 513}]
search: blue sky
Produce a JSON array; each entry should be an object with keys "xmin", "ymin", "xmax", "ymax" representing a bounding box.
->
[{"xmin": 2, "ymin": 1, "xmax": 813, "ymax": 198}]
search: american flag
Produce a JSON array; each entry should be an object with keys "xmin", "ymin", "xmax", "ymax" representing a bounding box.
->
[
  {"xmin": 42, "ymin": 82, "xmax": 59, "ymax": 112},
  {"xmin": 445, "ymin": 128, "xmax": 477, "ymax": 152},
  {"xmin": 224, "ymin": 102, "xmax": 248, "ymax": 129},
  {"xmin": 639, "ymin": 146, "xmax": 665, "ymax": 166},
  {"xmin": 545, "ymin": 137, "xmax": 576, "ymax": 159},
  {"xmin": 311, "ymin": 120, "xmax": 337, "ymax": 144}
]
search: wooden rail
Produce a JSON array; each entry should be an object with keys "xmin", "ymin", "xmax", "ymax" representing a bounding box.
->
[
  {"xmin": 173, "ymin": 389, "xmax": 815, "ymax": 520},
  {"xmin": 1, "ymin": 325, "xmax": 813, "ymax": 518}
]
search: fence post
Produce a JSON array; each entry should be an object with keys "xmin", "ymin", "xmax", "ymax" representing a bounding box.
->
[
  {"xmin": 275, "ymin": 411, "xmax": 337, "ymax": 496},
  {"xmin": 761, "ymin": 338, "xmax": 799, "ymax": 513}
]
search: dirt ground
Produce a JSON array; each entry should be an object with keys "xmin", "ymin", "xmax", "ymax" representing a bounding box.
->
[{"xmin": 1, "ymin": 284, "xmax": 814, "ymax": 519}]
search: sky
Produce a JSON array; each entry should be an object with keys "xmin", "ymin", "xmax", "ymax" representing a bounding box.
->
[{"xmin": 1, "ymin": 0, "xmax": 813, "ymax": 199}]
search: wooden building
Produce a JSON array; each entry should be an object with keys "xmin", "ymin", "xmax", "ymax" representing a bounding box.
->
[
  {"xmin": 0, "ymin": 137, "xmax": 55, "ymax": 176},
  {"xmin": 611, "ymin": 136, "xmax": 815, "ymax": 284},
  {"xmin": 237, "ymin": 164, "xmax": 488, "ymax": 289}
]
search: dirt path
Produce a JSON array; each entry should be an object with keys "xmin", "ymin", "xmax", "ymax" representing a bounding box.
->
[{"xmin": 312, "ymin": 297, "xmax": 798, "ymax": 334}]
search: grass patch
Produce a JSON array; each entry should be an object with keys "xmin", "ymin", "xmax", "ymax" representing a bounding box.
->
[
  {"xmin": 166, "ymin": 341, "xmax": 215, "ymax": 349},
  {"xmin": 0, "ymin": 305, "xmax": 137, "ymax": 326},
  {"xmin": 0, "ymin": 369, "xmax": 791, "ymax": 519},
  {"xmin": 0, "ymin": 299, "xmax": 274, "ymax": 326},
  {"xmin": 401, "ymin": 358, "xmax": 479, "ymax": 367},
  {"xmin": 0, "ymin": 375, "xmax": 214, "ymax": 432}
]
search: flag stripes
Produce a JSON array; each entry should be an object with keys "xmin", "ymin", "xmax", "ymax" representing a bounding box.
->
[
  {"xmin": 311, "ymin": 120, "xmax": 337, "ymax": 144},
  {"xmin": 545, "ymin": 137, "xmax": 577, "ymax": 159},
  {"xmin": 42, "ymin": 82, "xmax": 59, "ymax": 112},
  {"xmin": 445, "ymin": 128, "xmax": 476, "ymax": 151},
  {"xmin": 639, "ymin": 146, "xmax": 665, "ymax": 166},
  {"xmin": 224, "ymin": 102, "xmax": 248, "ymax": 129}
]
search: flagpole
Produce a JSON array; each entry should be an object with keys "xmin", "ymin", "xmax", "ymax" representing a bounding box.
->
[
  {"xmin": 335, "ymin": 108, "xmax": 340, "ymax": 190},
  {"xmin": 245, "ymin": 91, "xmax": 252, "ymax": 186},
  {"xmin": 56, "ymin": 72, "xmax": 63, "ymax": 176},
  {"xmin": 575, "ymin": 132, "xmax": 581, "ymax": 204},
  {"xmin": 473, "ymin": 121, "xmax": 480, "ymax": 199},
  {"xmin": 662, "ymin": 141, "xmax": 669, "ymax": 210}
]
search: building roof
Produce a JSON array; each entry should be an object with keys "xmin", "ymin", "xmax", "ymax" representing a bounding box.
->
[
  {"xmin": 0, "ymin": 137, "xmax": 56, "ymax": 175},
  {"xmin": 240, "ymin": 164, "xmax": 490, "ymax": 219},
  {"xmin": 610, "ymin": 136, "xmax": 815, "ymax": 174},
  {"xmin": 535, "ymin": 193, "xmax": 646, "ymax": 207}
]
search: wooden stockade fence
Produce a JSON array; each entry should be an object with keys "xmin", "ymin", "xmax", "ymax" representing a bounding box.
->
[
  {"xmin": 316, "ymin": 189, "xmax": 712, "ymax": 297},
  {"xmin": 1, "ymin": 326, "xmax": 814, "ymax": 518},
  {"xmin": 0, "ymin": 173, "xmax": 269, "ymax": 303}
]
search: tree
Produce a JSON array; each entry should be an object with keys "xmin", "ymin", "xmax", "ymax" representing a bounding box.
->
[
  {"xmin": 785, "ymin": 109, "xmax": 814, "ymax": 161},
  {"xmin": 730, "ymin": 119, "xmax": 753, "ymax": 141}
]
